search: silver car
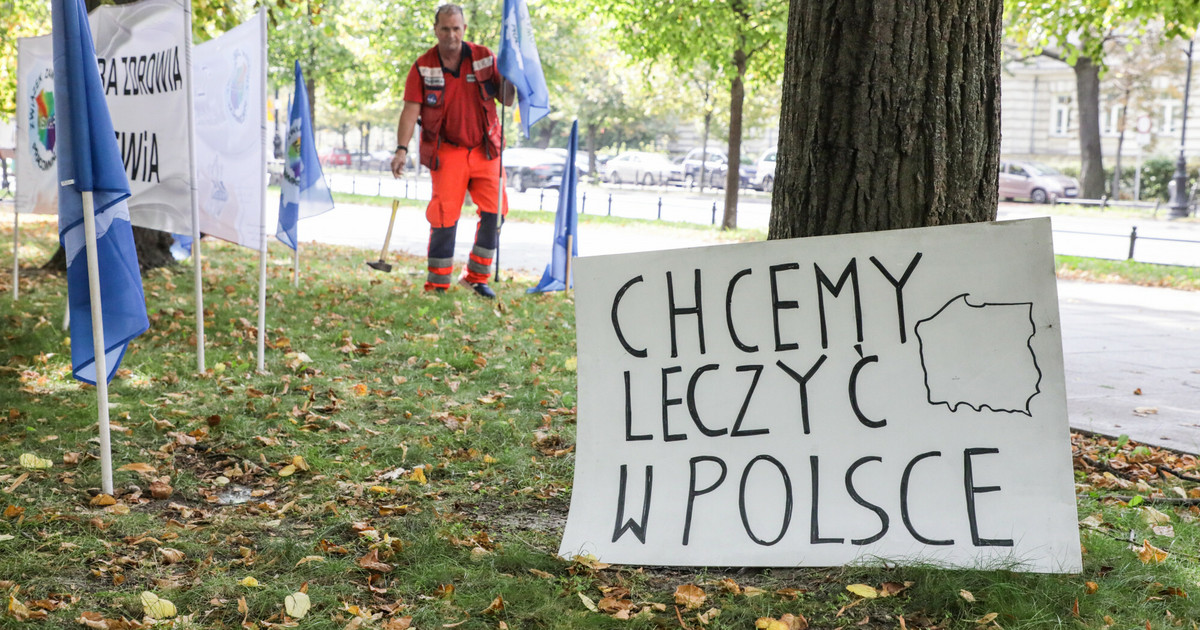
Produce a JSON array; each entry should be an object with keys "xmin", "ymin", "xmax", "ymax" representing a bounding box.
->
[
  {"xmin": 603, "ymin": 151, "xmax": 678, "ymax": 186},
  {"xmin": 998, "ymin": 160, "xmax": 1079, "ymax": 204}
]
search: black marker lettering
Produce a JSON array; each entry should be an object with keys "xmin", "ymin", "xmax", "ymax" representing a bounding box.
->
[
  {"xmin": 683, "ymin": 456, "xmax": 727, "ymax": 545},
  {"xmin": 809, "ymin": 455, "xmax": 843, "ymax": 544},
  {"xmin": 776, "ymin": 355, "xmax": 827, "ymax": 434},
  {"xmin": 666, "ymin": 269, "xmax": 705, "ymax": 358},
  {"xmin": 769, "ymin": 263, "xmax": 800, "ymax": 352},
  {"xmin": 611, "ymin": 275, "xmax": 647, "ymax": 358},
  {"xmin": 845, "ymin": 456, "xmax": 889, "ymax": 545},
  {"xmin": 964, "ymin": 448, "xmax": 1013, "ymax": 547},
  {"xmin": 740, "ymin": 455, "xmax": 793, "ymax": 546},
  {"xmin": 661, "ymin": 366, "xmax": 686, "ymax": 442},
  {"xmin": 623, "ymin": 371, "xmax": 652, "ymax": 441},
  {"xmin": 725, "ymin": 268, "xmax": 758, "ymax": 352},
  {"xmin": 730, "ymin": 365, "xmax": 768, "ymax": 437},
  {"xmin": 814, "ymin": 259, "xmax": 863, "ymax": 349},
  {"xmin": 612, "ymin": 464, "xmax": 653, "ymax": 543},
  {"xmin": 870, "ymin": 253, "xmax": 923, "ymax": 343},
  {"xmin": 901, "ymin": 451, "xmax": 953, "ymax": 545},
  {"xmin": 849, "ymin": 345, "xmax": 885, "ymax": 428},
  {"xmin": 686, "ymin": 364, "xmax": 726, "ymax": 437}
]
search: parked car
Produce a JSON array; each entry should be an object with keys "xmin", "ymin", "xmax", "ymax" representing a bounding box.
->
[
  {"xmin": 502, "ymin": 148, "xmax": 567, "ymax": 192},
  {"xmin": 319, "ymin": 147, "xmax": 351, "ymax": 167},
  {"xmin": 753, "ymin": 149, "xmax": 777, "ymax": 192},
  {"xmin": 543, "ymin": 147, "xmax": 588, "ymax": 179},
  {"xmin": 998, "ymin": 160, "xmax": 1079, "ymax": 203},
  {"xmin": 679, "ymin": 146, "xmax": 753, "ymax": 188},
  {"xmin": 603, "ymin": 151, "xmax": 678, "ymax": 186}
]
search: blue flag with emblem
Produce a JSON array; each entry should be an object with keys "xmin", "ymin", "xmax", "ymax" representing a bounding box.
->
[
  {"xmin": 276, "ymin": 61, "xmax": 333, "ymax": 250},
  {"xmin": 498, "ymin": 0, "xmax": 550, "ymax": 138},
  {"xmin": 52, "ymin": 0, "xmax": 149, "ymax": 385},
  {"xmin": 528, "ymin": 121, "xmax": 579, "ymax": 293}
]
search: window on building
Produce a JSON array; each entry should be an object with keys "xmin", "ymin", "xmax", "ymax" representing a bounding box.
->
[
  {"xmin": 1160, "ymin": 100, "xmax": 1183, "ymax": 134},
  {"xmin": 1102, "ymin": 103, "xmax": 1125, "ymax": 136},
  {"xmin": 1051, "ymin": 95, "xmax": 1074, "ymax": 136}
]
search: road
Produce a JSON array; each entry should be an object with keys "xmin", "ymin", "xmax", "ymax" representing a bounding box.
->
[{"xmin": 326, "ymin": 169, "xmax": 1200, "ymax": 266}]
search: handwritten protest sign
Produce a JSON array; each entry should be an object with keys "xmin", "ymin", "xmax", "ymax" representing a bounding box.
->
[{"xmin": 559, "ymin": 218, "xmax": 1080, "ymax": 573}]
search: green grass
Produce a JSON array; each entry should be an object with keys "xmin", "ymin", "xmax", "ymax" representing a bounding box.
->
[
  {"xmin": 3, "ymin": 212, "xmax": 1200, "ymax": 629},
  {"xmin": 1056, "ymin": 255, "xmax": 1200, "ymax": 291}
]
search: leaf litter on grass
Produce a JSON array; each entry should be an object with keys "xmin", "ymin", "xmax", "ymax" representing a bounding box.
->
[{"xmin": 2, "ymin": 221, "xmax": 1200, "ymax": 628}]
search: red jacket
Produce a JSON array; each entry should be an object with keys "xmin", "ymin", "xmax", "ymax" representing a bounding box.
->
[{"xmin": 414, "ymin": 43, "xmax": 503, "ymax": 170}]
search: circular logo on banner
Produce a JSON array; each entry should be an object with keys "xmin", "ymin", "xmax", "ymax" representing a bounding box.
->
[
  {"xmin": 225, "ymin": 49, "xmax": 250, "ymax": 123},
  {"xmin": 27, "ymin": 69, "xmax": 56, "ymax": 171},
  {"xmin": 283, "ymin": 118, "xmax": 303, "ymax": 186}
]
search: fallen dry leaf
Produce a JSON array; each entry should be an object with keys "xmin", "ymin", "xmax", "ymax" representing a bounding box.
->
[
  {"xmin": 846, "ymin": 584, "xmax": 878, "ymax": 599},
  {"xmin": 577, "ymin": 592, "xmax": 598, "ymax": 612},
  {"xmin": 357, "ymin": 549, "xmax": 393, "ymax": 573},
  {"xmin": 1137, "ymin": 540, "xmax": 1169, "ymax": 564},
  {"xmin": 117, "ymin": 463, "xmax": 157, "ymax": 474},
  {"xmin": 90, "ymin": 494, "xmax": 117, "ymax": 507},
  {"xmin": 674, "ymin": 584, "xmax": 707, "ymax": 610},
  {"xmin": 284, "ymin": 591, "xmax": 311, "ymax": 618},
  {"xmin": 959, "ymin": 589, "xmax": 976, "ymax": 603},
  {"xmin": 480, "ymin": 595, "xmax": 504, "ymax": 614},
  {"xmin": 18, "ymin": 453, "xmax": 52, "ymax": 469}
]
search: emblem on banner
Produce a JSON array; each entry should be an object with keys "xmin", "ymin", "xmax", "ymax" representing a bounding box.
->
[
  {"xmin": 226, "ymin": 49, "xmax": 250, "ymax": 123},
  {"xmin": 284, "ymin": 118, "xmax": 303, "ymax": 186},
  {"xmin": 27, "ymin": 68, "xmax": 56, "ymax": 171}
]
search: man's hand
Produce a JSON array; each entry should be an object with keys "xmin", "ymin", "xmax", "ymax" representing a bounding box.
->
[{"xmin": 391, "ymin": 150, "xmax": 408, "ymax": 178}]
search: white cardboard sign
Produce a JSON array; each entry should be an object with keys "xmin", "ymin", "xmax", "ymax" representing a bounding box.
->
[{"xmin": 559, "ymin": 218, "xmax": 1081, "ymax": 573}]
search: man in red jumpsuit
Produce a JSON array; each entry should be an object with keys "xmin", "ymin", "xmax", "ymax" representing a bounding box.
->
[{"xmin": 390, "ymin": 3, "xmax": 514, "ymax": 298}]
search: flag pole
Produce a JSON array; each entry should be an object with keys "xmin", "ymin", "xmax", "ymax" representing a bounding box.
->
[
  {"xmin": 496, "ymin": 90, "xmax": 506, "ymax": 283},
  {"xmin": 182, "ymin": 0, "xmax": 205, "ymax": 374},
  {"xmin": 80, "ymin": 190, "xmax": 114, "ymax": 496},
  {"xmin": 257, "ymin": 6, "xmax": 268, "ymax": 372},
  {"xmin": 292, "ymin": 243, "xmax": 299, "ymax": 287},
  {"xmin": 10, "ymin": 211, "xmax": 18, "ymax": 302},
  {"xmin": 565, "ymin": 234, "xmax": 573, "ymax": 295}
]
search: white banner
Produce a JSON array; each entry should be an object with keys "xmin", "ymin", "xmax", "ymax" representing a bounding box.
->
[
  {"xmin": 560, "ymin": 218, "xmax": 1081, "ymax": 573},
  {"xmin": 14, "ymin": 0, "xmax": 194, "ymax": 231},
  {"xmin": 89, "ymin": 0, "xmax": 193, "ymax": 234},
  {"xmin": 14, "ymin": 35, "xmax": 56, "ymax": 215},
  {"xmin": 194, "ymin": 12, "xmax": 265, "ymax": 250}
]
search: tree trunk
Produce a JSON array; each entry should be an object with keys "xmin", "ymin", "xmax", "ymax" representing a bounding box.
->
[
  {"xmin": 586, "ymin": 122, "xmax": 598, "ymax": 175},
  {"xmin": 43, "ymin": 227, "xmax": 178, "ymax": 273},
  {"xmin": 769, "ymin": 0, "xmax": 1001, "ymax": 239},
  {"xmin": 1075, "ymin": 57, "xmax": 1105, "ymax": 199},
  {"xmin": 722, "ymin": 48, "xmax": 747, "ymax": 230}
]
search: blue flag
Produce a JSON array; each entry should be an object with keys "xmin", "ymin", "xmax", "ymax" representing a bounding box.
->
[
  {"xmin": 498, "ymin": 0, "xmax": 550, "ymax": 138},
  {"xmin": 276, "ymin": 61, "xmax": 333, "ymax": 250},
  {"xmin": 528, "ymin": 121, "xmax": 579, "ymax": 293},
  {"xmin": 52, "ymin": 0, "xmax": 149, "ymax": 385}
]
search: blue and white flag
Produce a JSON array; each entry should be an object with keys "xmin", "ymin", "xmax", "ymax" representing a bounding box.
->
[
  {"xmin": 528, "ymin": 120, "xmax": 579, "ymax": 293},
  {"xmin": 52, "ymin": 0, "xmax": 149, "ymax": 385},
  {"xmin": 498, "ymin": 0, "xmax": 550, "ymax": 138},
  {"xmin": 276, "ymin": 61, "xmax": 333, "ymax": 250}
]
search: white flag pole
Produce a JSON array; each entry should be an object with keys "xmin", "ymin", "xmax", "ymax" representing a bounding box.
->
[
  {"xmin": 182, "ymin": 0, "xmax": 205, "ymax": 374},
  {"xmin": 80, "ymin": 190, "xmax": 114, "ymax": 496},
  {"xmin": 257, "ymin": 6, "xmax": 268, "ymax": 372},
  {"xmin": 293, "ymin": 242, "xmax": 299, "ymax": 287},
  {"xmin": 10, "ymin": 211, "xmax": 18, "ymax": 302}
]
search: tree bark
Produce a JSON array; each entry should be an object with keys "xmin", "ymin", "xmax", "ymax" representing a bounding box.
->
[
  {"xmin": 722, "ymin": 48, "xmax": 747, "ymax": 230},
  {"xmin": 43, "ymin": 228, "xmax": 178, "ymax": 273},
  {"xmin": 769, "ymin": 0, "xmax": 1001, "ymax": 239},
  {"xmin": 1074, "ymin": 57, "xmax": 1105, "ymax": 199}
]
